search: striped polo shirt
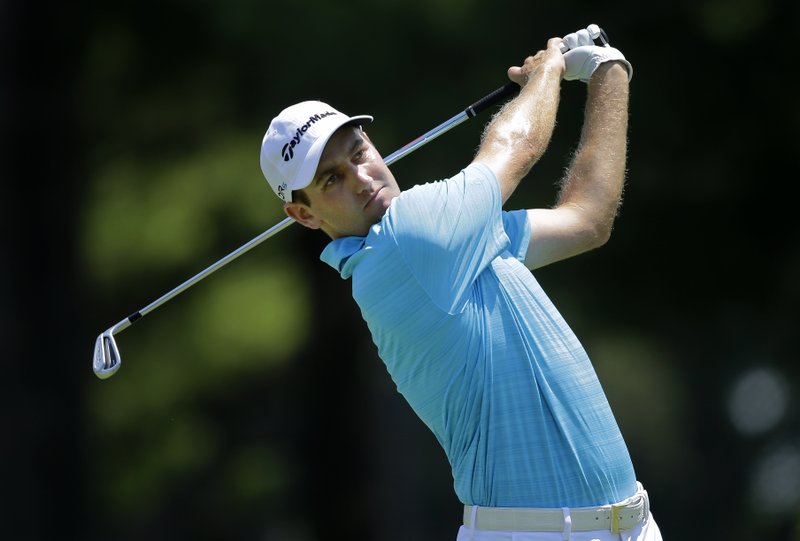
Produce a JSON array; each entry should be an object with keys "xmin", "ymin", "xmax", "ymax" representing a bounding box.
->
[{"xmin": 321, "ymin": 162, "xmax": 637, "ymax": 507}]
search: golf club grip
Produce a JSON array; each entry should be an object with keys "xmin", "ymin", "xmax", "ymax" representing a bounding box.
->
[
  {"xmin": 466, "ymin": 82, "xmax": 520, "ymax": 118},
  {"xmin": 464, "ymin": 25, "xmax": 610, "ymax": 119}
]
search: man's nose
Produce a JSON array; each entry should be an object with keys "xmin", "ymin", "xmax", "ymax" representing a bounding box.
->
[{"xmin": 353, "ymin": 164, "xmax": 373, "ymax": 191}]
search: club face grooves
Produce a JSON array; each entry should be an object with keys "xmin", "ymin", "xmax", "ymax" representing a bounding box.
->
[{"xmin": 93, "ymin": 332, "xmax": 121, "ymax": 379}]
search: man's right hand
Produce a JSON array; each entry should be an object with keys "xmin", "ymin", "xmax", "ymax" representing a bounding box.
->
[{"xmin": 506, "ymin": 38, "xmax": 566, "ymax": 87}]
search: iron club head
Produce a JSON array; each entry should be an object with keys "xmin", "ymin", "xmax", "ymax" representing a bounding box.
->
[{"xmin": 93, "ymin": 330, "xmax": 121, "ymax": 379}]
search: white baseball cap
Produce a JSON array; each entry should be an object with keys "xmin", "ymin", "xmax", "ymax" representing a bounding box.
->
[{"xmin": 260, "ymin": 100, "xmax": 373, "ymax": 203}]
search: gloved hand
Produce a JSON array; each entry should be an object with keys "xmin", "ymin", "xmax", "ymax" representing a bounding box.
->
[{"xmin": 561, "ymin": 26, "xmax": 633, "ymax": 83}]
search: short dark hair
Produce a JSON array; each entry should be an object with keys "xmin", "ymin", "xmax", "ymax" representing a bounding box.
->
[{"xmin": 292, "ymin": 189, "xmax": 310, "ymax": 206}]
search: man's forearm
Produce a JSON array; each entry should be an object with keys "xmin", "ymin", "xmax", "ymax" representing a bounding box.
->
[
  {"xmin": 474, "ymin": 42, "xmax": 564, "ymax": 203},
  {"xmin": 557, "ymin": 62, "xmax": 629, "ymax": 239}
]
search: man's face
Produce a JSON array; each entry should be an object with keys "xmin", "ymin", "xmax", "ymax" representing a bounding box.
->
[{"xmin": 284, "ymin": 126, "xmax": 401, "ymax": 239}]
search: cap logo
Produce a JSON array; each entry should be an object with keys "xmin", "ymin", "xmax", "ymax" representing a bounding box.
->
[
  {"xmin": 277, "ymin": 182, "xmax": 288, "ymax": 201},
  {"xmin": 280, "ymin": 111, "xmax": 338, "ymax": 162}
]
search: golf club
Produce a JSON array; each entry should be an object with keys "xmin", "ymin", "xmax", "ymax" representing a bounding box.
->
[{"xmin": 92, "ymin": 25, "xmax": 608, "ymax": 379}]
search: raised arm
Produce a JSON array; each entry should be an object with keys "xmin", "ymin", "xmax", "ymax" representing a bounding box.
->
[
  {"xmin": 473, "ymin": 38, "xmax": 565, "ymax": 203},
  {"xmin": 524, "ymin": 56, "xmax": 631, "ymax": 270}
]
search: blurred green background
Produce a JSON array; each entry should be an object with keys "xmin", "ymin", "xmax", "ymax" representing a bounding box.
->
[{"xmin": 3, "ymin": 0, "xmax": 800, "ymax": 539}]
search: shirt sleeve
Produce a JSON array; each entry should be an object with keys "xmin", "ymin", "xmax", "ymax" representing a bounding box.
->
[
  {"xmin": 501, "ymin": 209, "xmax": 532, "ymax": 263},
  {"xmin": 383, "ymin": 162, "xmax": 510, "ymax": 314}
]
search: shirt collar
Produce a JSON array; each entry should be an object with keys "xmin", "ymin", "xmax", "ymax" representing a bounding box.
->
[{"xmin": 320, "ymin": 233, "xmax": 368, "ymax": 279}]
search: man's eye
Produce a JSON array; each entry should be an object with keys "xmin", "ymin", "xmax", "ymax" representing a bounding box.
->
[{"xmin": 324, "ymin": 174, "xmax": 339, "ymax": 186}]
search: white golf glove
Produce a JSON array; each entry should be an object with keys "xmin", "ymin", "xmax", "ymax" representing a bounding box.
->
[{"xmin": 562, "ymin": 26, "xmax": 633, "ymax": 83}]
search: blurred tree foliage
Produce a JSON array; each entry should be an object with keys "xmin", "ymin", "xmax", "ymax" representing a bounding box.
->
[{"xmin": 3, "ymin": 0, "xmax": 800, "ymax": 540}]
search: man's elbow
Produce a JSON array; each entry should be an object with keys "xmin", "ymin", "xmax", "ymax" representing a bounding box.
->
[{"xmin": 582, "ymin": 220, "xmax": 613, "ymax": 251}]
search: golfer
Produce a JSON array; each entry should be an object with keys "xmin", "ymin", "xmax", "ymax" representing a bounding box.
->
[{"xmin": 260, "ymin": 27, "xmax": 662, "ymax": 541}]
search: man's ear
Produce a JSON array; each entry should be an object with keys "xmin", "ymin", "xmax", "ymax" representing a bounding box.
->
[{"xmin": 284, "ymin": 202, "xmax": 321, "ymax": 229}]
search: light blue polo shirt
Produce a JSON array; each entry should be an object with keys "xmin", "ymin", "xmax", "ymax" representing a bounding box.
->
[{"xmin": 320, "ymin": 162, "xmax": 637, "ymax": 508}]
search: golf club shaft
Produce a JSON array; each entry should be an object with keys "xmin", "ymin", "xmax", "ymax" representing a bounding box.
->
[
  {"xmin": 107, "ymin": 81, "xmax": 522, "ymax": 335},
  {"xmin": 99, "ymin": 22, "xmax": 618, "ymax": 338}
]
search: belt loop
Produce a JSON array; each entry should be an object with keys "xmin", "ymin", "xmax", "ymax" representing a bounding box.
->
[
  {"xmin": 468, "ymin": 505, "xmax": 479, "ymax": 538},
  {"xmin": 561, "ymin": 507, "xmax": 572, "ymax": 541}
]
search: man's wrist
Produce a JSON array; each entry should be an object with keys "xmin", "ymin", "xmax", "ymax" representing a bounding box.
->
[{"xmin": 590, "ymin": 61, "xmax": 630, "ymax": 84}]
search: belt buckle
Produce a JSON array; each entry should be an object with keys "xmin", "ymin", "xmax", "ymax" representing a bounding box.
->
[{"xmin": 610, "ymin": 494, "xmax": 645, "ymax": 533}]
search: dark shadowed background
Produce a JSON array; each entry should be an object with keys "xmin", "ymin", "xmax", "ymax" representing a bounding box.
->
[{"xmin": 3, "ymin": 0, "xmax": 799, "ymax": 539}]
